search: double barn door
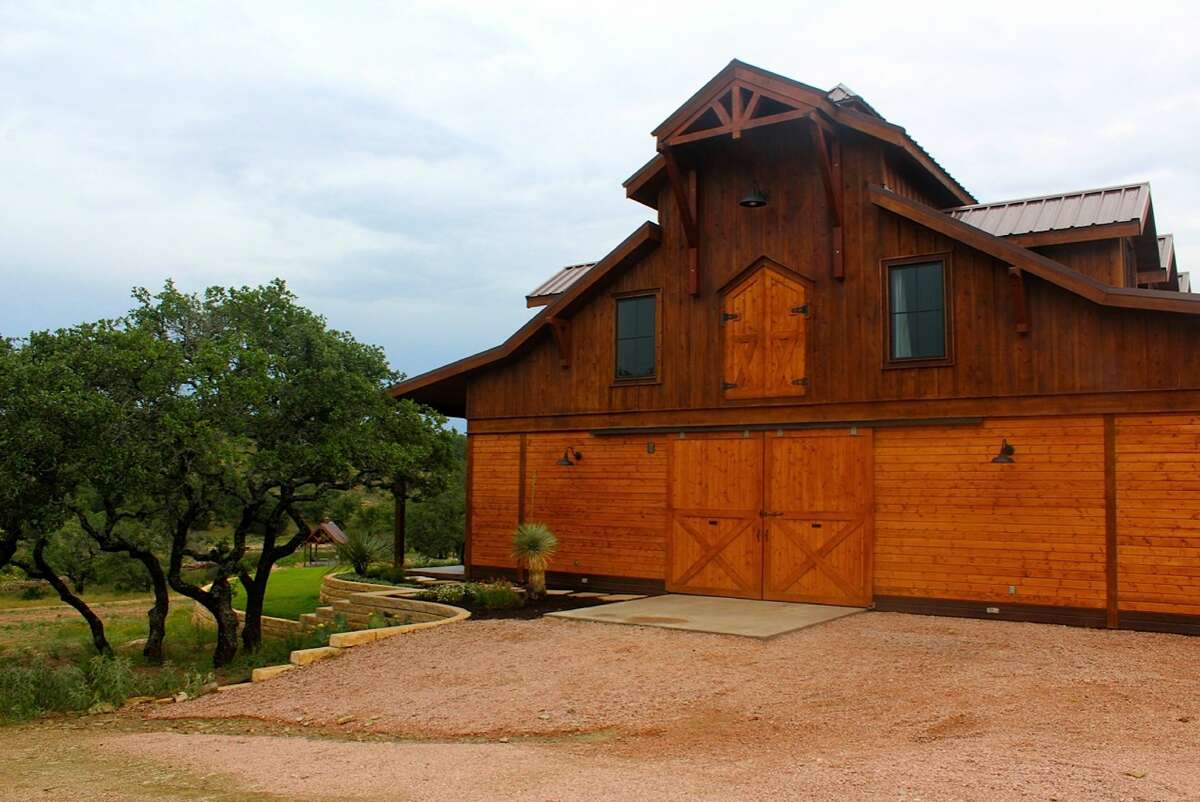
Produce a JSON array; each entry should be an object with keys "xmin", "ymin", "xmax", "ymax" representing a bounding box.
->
[{"xmin": 667, "ymin": 430, "xmax": 873, "ymax": 606}]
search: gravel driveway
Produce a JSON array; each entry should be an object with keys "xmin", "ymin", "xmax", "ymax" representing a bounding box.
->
[{"xmin": 104, "ymin": 611, "xmax": 1200, "ymax": 800}]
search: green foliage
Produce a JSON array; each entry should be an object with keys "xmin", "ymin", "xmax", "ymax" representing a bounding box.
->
[
  {"xmin": 363, "ymin": 563, "xmax": 408, "ymax": 584},
  {"xmin": 471, "ymin": 580, "xmax": 523, "ymax": 610},
  {"xmin": 231, "ymin": 566, "xmax": 331, "ymax": 620},
  {"xmin": 417, "ymin": 580, "xmax": 523, "ymax": 610},
  {"xmin": 431, "ymin": 583, "xmax": 466, "ymax": 604},
  {"xmin": 336, "ymin": 530, "xmax": 387, "ymax": 576},
  {"xmin": 367, "ymin": 612, "xmax": 388, "ymax": 629},
  {"xmin": 512, "ymin": 523, "xmax": 558, "ymax": 571},
  {"xmin": 19, "ymin": 585, "xmax": 46, "ymax": 601},
  {"xmin": 407, "ymin": 432, "xmax": 467, "ymax": 559},
  {"xmin": 512, "ymin": 522, "xmax": 557, "ymax": 598}
]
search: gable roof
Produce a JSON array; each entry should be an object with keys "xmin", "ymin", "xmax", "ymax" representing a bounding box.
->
[
  {"xmin": 871, "ymin": 184, "xmax": 1200, "ymax": 315},
  {"xmin": 945, "ymin": 183, "xmax": 1151, "ymax": 245},
  {"xmin": 389, "ymin": 222, "xmax": 661, "ymax": 416},
  {"xmin": 625, "ymin": 60, "xmax": 975, "ymax": 209},
  {"xmin": 526, "ymin": 262, "xmax": 596, "ymax": 307}
]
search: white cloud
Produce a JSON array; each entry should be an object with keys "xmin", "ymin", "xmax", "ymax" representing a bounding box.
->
[{"xmin": 1, "ymin": 0, "xmax": 1198, "ymax": 373}]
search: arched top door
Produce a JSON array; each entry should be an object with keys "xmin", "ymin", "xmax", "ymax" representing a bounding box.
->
[{"xmin": 721, "ymin": 262, "xmax": 810, "ymax": 400}]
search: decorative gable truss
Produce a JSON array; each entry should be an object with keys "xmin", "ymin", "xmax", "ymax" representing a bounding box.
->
[{"xmin": 662, "ymin": 81, "xmax": 822, "ymax": 147}]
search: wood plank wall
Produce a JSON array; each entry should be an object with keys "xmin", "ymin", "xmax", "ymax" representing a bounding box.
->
[
  {"xmin": 466, "ymin": 123, "xmax": 1200, "ymax": 428},
  {"xmin": 1116, "ymin": 414, "xmax": 1200, "ymax": 616},
  {"xmin": 469, "ymin": 433, "xmax": 669, "ymax": 579},
  {"xmin": 874, "ymin": 418, "xmax": 1108, "ymax": 608},
  {"xmin": 466, "ymin": 434, "xmax": 521, "ymax": 569},
  {"xmin": 467, "ymin": 417, "xmax": 1200, "ymax": 626}
]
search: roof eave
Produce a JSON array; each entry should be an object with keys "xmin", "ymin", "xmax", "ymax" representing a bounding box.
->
[{"xmin": 389, "ymin": 221, "xmax": 663, "ymax": 411}]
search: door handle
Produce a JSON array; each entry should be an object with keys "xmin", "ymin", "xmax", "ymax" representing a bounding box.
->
[{"xmin": 760, "ymin": 511, "xmax": 784, "ymax": 517}]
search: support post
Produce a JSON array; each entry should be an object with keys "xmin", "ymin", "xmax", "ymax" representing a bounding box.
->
[
  {"xmin": 392, "ymin": 478, "xmax": 407, "ymax": 570},
  {"xmin": 808, "ymin": 117, "xmax": 844, "ymax": 280},
  {"xmin": 662, "ymin": 146, "xmax": 701, "ymax": 296}
]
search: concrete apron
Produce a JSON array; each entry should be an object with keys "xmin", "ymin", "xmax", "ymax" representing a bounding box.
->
[{"xmin": 547, "ymin": 593, "xmax": 864, "ymax": 639}]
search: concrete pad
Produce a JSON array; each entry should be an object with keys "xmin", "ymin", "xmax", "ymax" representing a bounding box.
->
[
  {"xmin": 548, "ymin": 594, "xmax": 864, "ymax": 639},
  {"xmin": 596, "ymin": 593, "xmax": 646, "ymax": 602}
]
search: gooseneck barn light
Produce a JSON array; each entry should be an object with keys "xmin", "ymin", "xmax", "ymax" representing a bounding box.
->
[
  {"xmin": 739, "ymin": 186, "xmax": 768, "ymax": 208},
  {"xmin": 556, "ymin": 447, "xmax": 584, "ymax": 466},
  {"xmin": 991, "ymin": 439, "xmax": 1016, "ymax": 464}
]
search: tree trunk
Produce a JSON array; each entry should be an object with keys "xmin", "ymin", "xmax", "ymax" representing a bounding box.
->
[
  {"xmin": 32, "ymin": 541, "xmax": 112, "ymax": 657},
  {"xmin": 239, "ymin": 565, "xmax": 271, "ymax": 653},
  {"xmin": 207, "ymin": 578, "xmax": 240, "ymax": 667},
  {"xmin": 135, "ymin": 552, "xmax": 170, "ymax": 663},
  {"xmin": 392, "ymin": 479, "xmax": 407, "ymax": 570}
]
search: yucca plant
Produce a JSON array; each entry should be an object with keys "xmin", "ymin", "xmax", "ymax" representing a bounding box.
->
[{"xmin": 511, "ymin": 522, "xmax": 558, "ymax": 599}]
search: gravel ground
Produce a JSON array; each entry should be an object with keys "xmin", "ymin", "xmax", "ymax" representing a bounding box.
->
[{"xmin": 85, "ymin": 613, "xmax": 1200, "ymax": 799}]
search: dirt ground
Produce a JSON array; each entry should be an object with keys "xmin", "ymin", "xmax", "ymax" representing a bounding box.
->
[{"xmin": 3, "ymin": 611, "xmax": 1200, "ymax": 801}]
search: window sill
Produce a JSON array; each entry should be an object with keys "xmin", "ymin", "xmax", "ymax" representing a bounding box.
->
[
  {"xmin": 611, "ymin": 377, "xmax": 660, "ymax": 388},
  {"xmin": 882, "ymin": 357, "xmax": 954, "ymax": 370}
]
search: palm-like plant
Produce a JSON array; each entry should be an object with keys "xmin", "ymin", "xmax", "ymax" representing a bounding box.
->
[{"xmin": 511, "ymin": 522, "xmax": 557, "ymax": 599}]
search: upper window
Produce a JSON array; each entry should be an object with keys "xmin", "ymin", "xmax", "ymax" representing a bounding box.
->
[
  {"xmin": 887, "ymin": 259, "xmax": 947, "ymax": 362},
  {"xmin": 615, "ymin": 294, "xmax": 656, "ymax": 380}
]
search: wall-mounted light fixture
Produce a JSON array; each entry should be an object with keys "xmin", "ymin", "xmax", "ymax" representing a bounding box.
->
[
  {"xmin": 991, "ymin": 439, "xmax": 1016, "ymax": 464},
  {"xmin": 739, "ymin": 186, "xmax": 768, "ymax": 208},
  {"xmin": 556, "ymin": 446, "xmax": 584, "ymax": 466}
]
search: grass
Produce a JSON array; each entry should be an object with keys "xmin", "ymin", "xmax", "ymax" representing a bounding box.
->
[
  {"xmin": 0, "ymin": 603, "xmax": 345, "ymax": 722},
  {"xmin": 0, "ymin": 587, "xmax": 158, "ymax": 611},
  {"xmin": 231, "ymin": 565, "xmax": 335, "ymax": 620}
]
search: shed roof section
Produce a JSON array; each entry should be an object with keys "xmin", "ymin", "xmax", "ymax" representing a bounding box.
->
[
  {"xmin": 945, "ymin": 184, "xmax": 1151, "ymax": 242},
  {"xmin": 526, "ymin": 262, "xmax": 596, "ymax": 307}
]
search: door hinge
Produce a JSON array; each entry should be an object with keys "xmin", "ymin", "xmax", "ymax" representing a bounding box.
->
[
  {"xmin": 790, "ymin": 304, "xmax": 810, "ymax": 317},
  {"xmin": 721, "ymin": 311, "xmax": 739, "ymax": 322},
  {"xmin": 721, "ymin": 381, "xmax": 738, "ymax": 390},
  {"xmin": 792, "ymin": 377, "xmax": 809, "ymax": 386}
]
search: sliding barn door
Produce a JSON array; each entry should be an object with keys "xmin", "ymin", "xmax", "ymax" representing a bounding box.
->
[
  {"xmin": 763, "ymin": 430, "xmax": 874, "ymax": 606},
  {"xmin": 667, "ymin": 436, "xmax": 763, "ymax": 599}
]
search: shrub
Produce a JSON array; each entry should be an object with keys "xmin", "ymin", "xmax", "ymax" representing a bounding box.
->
[
  {"xmin": 335, "ymin": 529, "xmax": 387, "ymax": 576},
  {"xmin": 364, "ymin": 564, "xmax": 408, "ymax": 585},
  {"xmin": 512, "ymin": 523, "xmax": 557, "ymax": 599},
  {"xmin": 367, "ymin": 612, "xmax": 389, "ymax": 629},
  {"xmin": 432, "ymin": 583, "xmax": 466, "ymax": 605},
  {"xmin": 19, "ymin": 584, "xmax": 47, "ymax": 601},
  {"xmin": 471, "ymin": 580, "xmax": 523, "ymax": 610}
]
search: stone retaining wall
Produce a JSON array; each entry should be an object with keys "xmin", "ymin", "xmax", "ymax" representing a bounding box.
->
[{"xmin": 195, "ymin": 573, "xmax": 462, "ymax": 638}]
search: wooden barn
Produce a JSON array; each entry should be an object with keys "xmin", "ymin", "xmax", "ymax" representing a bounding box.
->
[{"xmin": 392, "ymin": 60, "xmax": 1200, "ymax": 634}]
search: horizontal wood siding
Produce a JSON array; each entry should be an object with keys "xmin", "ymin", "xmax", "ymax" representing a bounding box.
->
[
  {"xmin": 1116, "ymin": 414, "xmax": 1200, "ymax": 616},
  {"xmin": 874, "ymin": 417, "xmax": 1107, "ymax": 608},
  {"xmin": 467, "ymin": 435, "xmax": 521, "ymax": 569},
  {"xmin": 523, "ymin": 433, "xmax": 668, "ymax": 579}
]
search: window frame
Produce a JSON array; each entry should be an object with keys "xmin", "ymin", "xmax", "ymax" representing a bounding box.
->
[
  {"xmin": 611, "ymin": 289, "xmax": 662, "ymax": 386},
  {"xmin": 881, "ymin": 252, "xmax": 954, "ymax": 369}
]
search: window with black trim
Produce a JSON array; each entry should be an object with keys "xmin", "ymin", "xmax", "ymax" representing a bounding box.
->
[
  {"xmin": 615, "ymin": 294, "xmax": 656, "ymax": 380},
  {"xmin": 887, "ymin": 259, "xmax": 946, "ymax": 361}
]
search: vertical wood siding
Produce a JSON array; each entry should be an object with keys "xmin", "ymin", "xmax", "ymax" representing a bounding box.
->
[
  {"xmin": 874, "ymin": 417, "xmax": 1107, "ymax": 608},
  {"xmin": 1116, "ymin": 414, "xmax": 1200, "ymax": 616}
]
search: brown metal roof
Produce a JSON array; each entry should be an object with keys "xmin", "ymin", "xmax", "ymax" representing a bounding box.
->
[
  {"xmin": 1159, "ymin": 234, "xmax": 1175, "ymax": 270},
  {"xmin": 945, "ymin": 183, "xmax": 1151, "ymax": 238},
  {"xmin": 526, "ymin": 262, "xmax": 596, "ymax": 307}
]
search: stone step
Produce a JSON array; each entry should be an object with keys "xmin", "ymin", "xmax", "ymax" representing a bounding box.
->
[{"xmin": 290, "ymin": 646, "xmax": 343, "ymax": 667}]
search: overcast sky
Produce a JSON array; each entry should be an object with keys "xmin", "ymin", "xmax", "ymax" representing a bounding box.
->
[{"xmin": 2, "ymin": 1, "xmax": 1198, "ymax": 381}]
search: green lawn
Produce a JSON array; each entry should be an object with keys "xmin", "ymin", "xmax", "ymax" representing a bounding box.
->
[{"xmin": 231, "ymin": 566, "xmax": 333, "ymax": 620}]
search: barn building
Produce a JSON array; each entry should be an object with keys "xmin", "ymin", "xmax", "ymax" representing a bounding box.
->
[{"xmin": 392, "ymin": 60, "xmax": 1200, "ymax": 634}]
